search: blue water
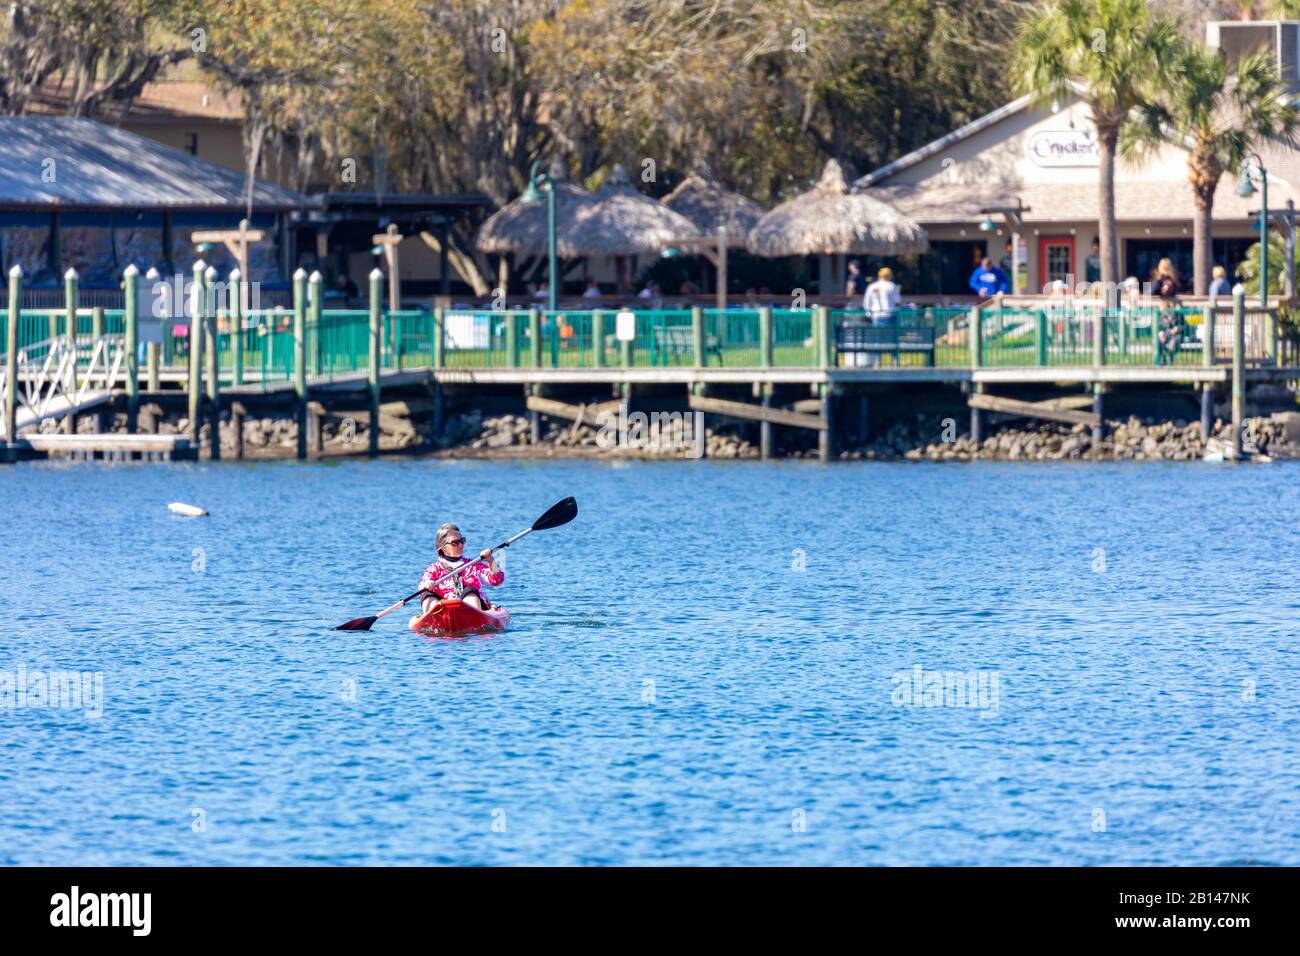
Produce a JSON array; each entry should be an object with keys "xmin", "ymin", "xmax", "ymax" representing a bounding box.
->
[{"xmin": 1, "ymin": 457, "xmax": 1298, "ymax": 866}]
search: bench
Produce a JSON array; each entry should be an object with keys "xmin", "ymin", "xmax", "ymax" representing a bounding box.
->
[
  {"xmin": 836, "ymin": 323, "xmax": 935, "ymax": 366},
  {"xmin": 652, "ymin": 324, "xmax": 724, "ymax": 366}
]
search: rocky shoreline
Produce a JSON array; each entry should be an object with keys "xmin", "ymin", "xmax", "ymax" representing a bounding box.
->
[{"xmin": 65, "ymin": 401, "xmax": 1300, "ymax": 463}]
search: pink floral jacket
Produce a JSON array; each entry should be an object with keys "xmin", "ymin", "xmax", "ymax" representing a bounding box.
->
[{"xmin": 419, "ymin": 558, "xmax": 505, "ymax": 600}]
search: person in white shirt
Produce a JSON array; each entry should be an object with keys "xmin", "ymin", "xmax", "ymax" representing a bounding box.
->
[
  {"xmin": 863, "ymin": 267, "xmax": 900, "ymax": 325},
  {"xmin": 581, "ymin": 280, "xmax": 602, "ymax": 299}
]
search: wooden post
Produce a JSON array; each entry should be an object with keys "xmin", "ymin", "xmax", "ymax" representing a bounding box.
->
[
  {"xmin": 146, "ymin": 344, "xmax": 160, "ymax": 392},
  {"xmin": 230, "ymin": 400, "xmax": 245, "ymax": 460},
  {"xmin": 64, "ymin": 268, "xmax": 80, "ymax": 356},
  {"xmin": 307, "ymin": 400, "xmax": 324, "ymax": 459},
  {"xmin": 692, "ymin": 306, "xmax": 706, "ymax": 366},
  {"xmin": 63, "ymin": 268, "xmax": 78, "ymax": 433},
  {"xmin": 506, "ymin": 310, "xmax": 520, "ymax": 368},
  {"xmin": 1092, "ymin": 309, "xmax": 1105, "ymax": 367},
  {"xmin": 621, "ymin": 327, "xmax": 634, "ymax": 368},
  {"xmin": 1091, "ymin": 383, "xmax": 1105, "ymax": 444},
  {"xmin": 308, "ymin": 270, "xmax": 323, "ymax": 377},
  {"xmin": 432, "ymin": 307, "xmax": 445, "ymax": 369},
  {"xmin": 1232, "ymin": 285, "xmax": 1245, "ymax": 459},
  {"xmin": 591, "ymin": 309, "xmax": 604, "ymax": 368},
  {"xmin": 229, "ymin": 269, "xmax": 244, "ymax": 387},
  {"xmin": 371, "ymin": 223, "xmax": 403, "ymax": 313},
  {"xmin": 204, "ymin": 265, "xmax": 220, "ymax": 459},
  {"xmin": 190, "ymin": 219, "xmax": 263, "ymax": 286},
  {"xmin": 368, "ymin": 268, "xmax": 383, "ymax": 457},
  {"xmin": 815, "ymin": 306, "xmax": 832, "ymax": 368},
  {"xmin": 123, "ymin": 265, "xmax": 140, "ymax": 432},
  {"xmin": 1202, "ymin": 304, "xmax": 1214, "ymax": 367},
  {"xmin": 969, "ymin": 305, "xmax": 983, "ymax": 368},
  {"xmin": 528, "ymin": 308, "xmax": 541, "ymax": 367},
  {"xmin": 4, "ymin": 266, "xmax": 19, "ymax": 449},
  {"xmin": 529, "ymin": 384, "xmax": 541, "ymax": 443},
  {"xmin": 187, "ymin": 260, "xmax": 205, "ymax": 442},
  {"xmin": 90, "ymin": 306, "xmax": 105, "ymax": 433},
  {"xmin": 970, "ymin": 382, "xmax": 983, "ymax": 444},
  {"xmin": 293, "ymin": 267, "xmax": 308, "ymax": 460},
  {"xmin": 818, "ymin": 384, "xmax": 833, "ymax": 462},
  {"xmin": 1200, "ymin": 384, "xmax": 1214, "ymax": 441},
  {"xmin": 858, "ymin": 394, "xmax": 869, "ymax": 445},
  {"xmin": 759, "ymin": 306, "xmax": 773, "ymax": 368},
  {"xmin": 760, "ymin": 382, "xmax": 773, "ymax": 460}
]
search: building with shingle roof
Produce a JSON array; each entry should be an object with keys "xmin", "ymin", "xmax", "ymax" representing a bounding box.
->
[
  {"xmin": 854, "ymin": 20, "xmax": 1300, "ymax": 296},
  {"xmin": 0, "ymin": 116, "xmax": 306, "ymax": 287}
]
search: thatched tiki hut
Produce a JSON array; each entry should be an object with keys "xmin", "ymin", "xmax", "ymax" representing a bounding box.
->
[
  {"xmin": 476, "ymin": 161, "xmax": 698, "ymax": 296},
  {"xmin": 570, "ymin": 164, "xmax": 699, "ymax": 291},
  {"xmin": 475, "ymin": 159, "xmax": 598, "ymax": 295},
  {"xmin": 747, "ymin": 159, "xmax": 928, "ymax": 296},
  {"xmin": 662, "ymin": 164, "xmax": 765, "ymax": 307}
]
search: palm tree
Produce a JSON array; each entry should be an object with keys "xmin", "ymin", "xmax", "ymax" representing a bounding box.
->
[
  {"xmin": 1125, "ymin": 45, "xmax": 1299, "ymax": 294},
  {"xmin": 1013, "ymin": 0, "xmax": 1180, "ymax": 288}
]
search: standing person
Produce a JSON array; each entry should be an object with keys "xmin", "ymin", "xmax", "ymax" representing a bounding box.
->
[
  {"xmin": 1086, "ymin": 239, "xmax": 1102, "ymax": 284},
  {"xmin": 1152, "ymin": 257, "xmax": 1183, "ymax": 362},
  {"xmin": 968, "ymin": 257, "xmax": 1007, "ymax": 301},
  {"xmin": 863, "ymin": 267, "xmax": 900, "ymax": 325},
  {"xmin": 1208, "ymin": 265, "xmax": 1231, "ymax": 299},
  {"xmin": 999, "ymin": 240, "xmax": 1014, "ymax": 278},
  {"xmin": 845, "ymin": 260, "xmax": 868, "ymax": 297}
]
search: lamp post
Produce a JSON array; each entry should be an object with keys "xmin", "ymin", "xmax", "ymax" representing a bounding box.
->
[
  {"xmin": 1237, "ymin": 154, "xmax": 1268, "ymax": 308},
  {"xmin": 521, "ymin": 160, "xmax": 558, "ymax": 312}
]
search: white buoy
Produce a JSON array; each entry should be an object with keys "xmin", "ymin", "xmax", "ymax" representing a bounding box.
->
[{"xmin": 168, "ymin": 502, "xmax": 209, "ymax": 517}]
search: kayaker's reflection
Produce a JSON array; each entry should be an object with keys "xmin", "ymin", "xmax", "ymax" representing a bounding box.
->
[{"xmin": 418, "ymin": 522, "xmax": 506, "ymax": 614}]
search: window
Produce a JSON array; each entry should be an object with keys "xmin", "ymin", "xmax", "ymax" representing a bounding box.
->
[{"xmin": 184, "ymin": 133, "xmax": 199, "ymax": 155}]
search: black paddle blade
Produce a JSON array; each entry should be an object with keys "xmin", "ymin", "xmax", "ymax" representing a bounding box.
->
[
  {"xmin": 336, "ymin": 615, "xmax": 377, "ymax": 632},
  {"xmin": 532, "ymin": 496, "xmax": 577, "ymax": 532}
]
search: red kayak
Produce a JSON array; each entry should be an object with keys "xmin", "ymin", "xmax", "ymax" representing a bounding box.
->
[{"xmin": 408, "ymin": 599, "xmax": 510, "ymax": 636}]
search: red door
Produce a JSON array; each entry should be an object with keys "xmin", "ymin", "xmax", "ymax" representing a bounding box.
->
[{"xmin": 1038, "ymin": 236, "xmax": 1076, "ymax": 290}]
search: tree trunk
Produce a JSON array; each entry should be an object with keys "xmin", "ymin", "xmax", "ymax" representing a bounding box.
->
[
  {"xmin": 418, "ymin": 230, "xmax": 490, "ymax": 296},
  {"xmin": 1096, "ymin": 120, "xmax": 1120, "ymax": 289},
  {"xmin": 1193, "ymin": 189, "xmax": 1214, "ymax": 296}
]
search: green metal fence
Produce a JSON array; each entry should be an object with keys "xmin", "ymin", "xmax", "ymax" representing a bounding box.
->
[{"xmin": 4, "ymin": 302, "xmax": 1283, "ymax": 378}]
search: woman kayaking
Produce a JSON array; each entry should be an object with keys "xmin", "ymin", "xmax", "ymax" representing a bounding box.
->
[{"xmin": 418, "ymin": 523, "xmax": 505, "ymax": 613}]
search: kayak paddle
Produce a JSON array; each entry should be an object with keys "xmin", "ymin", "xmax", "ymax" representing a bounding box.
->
[{"xmin": 335, "ymin": 496, "xmax": 578, "ymax": 631}]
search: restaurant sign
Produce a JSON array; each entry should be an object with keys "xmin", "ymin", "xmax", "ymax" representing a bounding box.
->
[{"xmin": 1027, "ymin": 130, "xmax": 1099, "ymax": 167}]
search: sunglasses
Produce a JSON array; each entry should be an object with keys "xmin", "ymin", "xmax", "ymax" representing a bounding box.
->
[{"xmin": 445, "ymin": 537, "xmax": 466, "ymax": 546}]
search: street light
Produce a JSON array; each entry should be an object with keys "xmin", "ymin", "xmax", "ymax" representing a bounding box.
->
[
  {"xmin": 521, "ymin": 159, "xmax": 558, "ymax": 312},
  {"xmin": 1237, "ymin": 154, "xmax": 1268, "ymax": 307}
]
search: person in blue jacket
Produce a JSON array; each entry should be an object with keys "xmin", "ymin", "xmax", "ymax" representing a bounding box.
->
[{"xmin": 968, "ymin": 257, "xmax": 1008, "ymax": 299}]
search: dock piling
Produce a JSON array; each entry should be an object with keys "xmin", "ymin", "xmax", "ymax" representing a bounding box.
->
[
  {"xmin": 4, "ymin": 266, "xmax": 19, "ymax": 453},
  {"xmin": 205, "ymin": 265, "xmax": 220, "ymax": 460},
  {"xmin": 294, "ymin": 268, "xmax": 309, "ymax": 460},
  {"xmin": 123, "ymin": 265, "xmax": 140, "ymax": 432},
  {"xmin": 187, "ymin": 261, "xmax": 205, "ymax": 443},
  {"xmin": 368, "ymin": 268, "xmax": 383, "ymax": 457},
  {"xmin": 230, "ymin": 270, "xmax": 245, "ymax": 387},
  {"xmin": 1232, "ymin": 286, "xmax": 1245, "ymax": 458},
  {"xmin": 1200, "ymin": 384, "xmax": 1214, "ymax": 441}
]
